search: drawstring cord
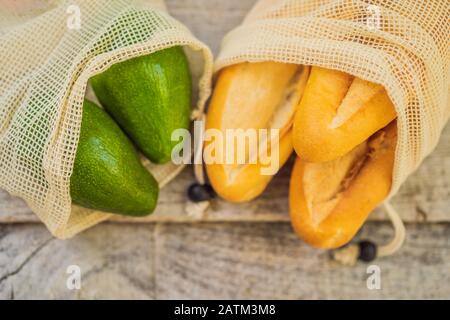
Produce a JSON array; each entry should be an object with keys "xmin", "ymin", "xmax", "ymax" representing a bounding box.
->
[
  {"xmin": 193, "ymin": 113, "xmax": 206, "ymax": 185},
  {"xmin": 185, "ymin": 113, "xmax": 212, "ymax": 218},
  {"xmin": 378, "ymin": 202, "xmax": 406, "ymax": 257},
  {"xmin": 332, "ymin": 201, "xmax": 406, "ymax": 266}
]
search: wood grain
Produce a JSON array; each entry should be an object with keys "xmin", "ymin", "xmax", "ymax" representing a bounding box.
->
[
  {"xmin": 155, "ymin": 222, "xmax": 450, "ymax": 299},
  {"xmin": 1, "ymin": 221, "xmax": 448, "ymax": 299},
  {"xmin": 0, "ymin": 223, "xmax": 156, "ymax": 299}
]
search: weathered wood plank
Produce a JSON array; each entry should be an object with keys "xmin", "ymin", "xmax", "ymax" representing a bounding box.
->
[
  {"xmin": 154, "ymin": 222, "xmax": 450, "ymax": 299},
  {"xmin": 0, "ymin": 223, "xmax": 155, "ymax": 299},
  {"xmin": 1, "ymin": 221, "xmax": 449, "ymax": 299}
]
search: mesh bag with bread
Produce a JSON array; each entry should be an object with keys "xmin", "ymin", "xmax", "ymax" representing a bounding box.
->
[{"xmin": 205, "ymin": 0, "xmax": 449, "ymax": 261}]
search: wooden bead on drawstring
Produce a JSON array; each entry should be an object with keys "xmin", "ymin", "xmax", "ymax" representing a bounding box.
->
[
  {"xmin": 358, "ymin": 240, "xmax": 377, "ymax": 262},
  {"xmin": 187, "ymin": 183, "xmax": 216, "ymax": 202},
  {"xmin": 331, "ymin": 240, "xmax": 378, "ymax": 265}
]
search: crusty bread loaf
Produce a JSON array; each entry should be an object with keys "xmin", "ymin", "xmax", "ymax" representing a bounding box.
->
[
  {"xmin": 205, "ymin": 62, "xmax": 309, "ymax": 202},
  {"xmin": 293, "ymin": 67, "xmax": 396, "ymax": 163},
  {"xmin": 289, "ymin": 121, "xmax": 397, "ymax": 249}
]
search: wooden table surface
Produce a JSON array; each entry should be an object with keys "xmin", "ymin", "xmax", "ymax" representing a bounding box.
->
[{"xmin": 0, "ymin": 0, "xmax": 449, "ymax": 299}]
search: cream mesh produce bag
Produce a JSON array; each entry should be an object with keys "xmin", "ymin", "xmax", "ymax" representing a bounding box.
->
[
  {"xmin": 215, "ymin": 0, "xmax": 449, "ymax": 198},
  {"xmin": 0, "ymin": 0, "xmax": 213, "ymax": 238}
]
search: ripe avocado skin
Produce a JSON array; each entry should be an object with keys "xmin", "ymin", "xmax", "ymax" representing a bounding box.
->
[
  {"xmin": 70, "ymin": 100, "xmax": 159, "ymax": 216},
  {"xmin": 91, "ymin": 46, "xmax": 192, "ymax": 164}
]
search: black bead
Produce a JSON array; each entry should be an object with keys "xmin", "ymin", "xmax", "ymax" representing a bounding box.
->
[
  {"xmin": 187, "ymin": 183, "xmax": 216, "ymax": 202},
  {"xmin": 358, "ymin": 240, "xmax": 377, "ymax": 262}
]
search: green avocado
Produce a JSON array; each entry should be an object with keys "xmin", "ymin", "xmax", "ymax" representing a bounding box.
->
[
  {"xmin": 91, "ymin": 46, "xmax": 192, "ymax": 164},
  {"xmin": 70, "ymin": 99, "xmax": 159, "ymax": 216}
]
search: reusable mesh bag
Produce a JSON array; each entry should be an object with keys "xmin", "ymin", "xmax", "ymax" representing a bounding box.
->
[
  {"xmin": 0, "ymin": 0, "xmax": 213, "ymax": 238},
  {"xmin": 215, "ymin": 0, "xmax": 449, "ymax": 199}
]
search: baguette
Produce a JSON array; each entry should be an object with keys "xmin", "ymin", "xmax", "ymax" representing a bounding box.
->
[
  {"xmin": 289, "ymin": 121, "xmax": 397, "ymax": 249},
  {"xmin": 293, "ymin": 67, "xmax": 396, "ymax": 163},
  {"xmin": 205, "ymin": 62, "xmax": 309, "ymax": 202}
]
